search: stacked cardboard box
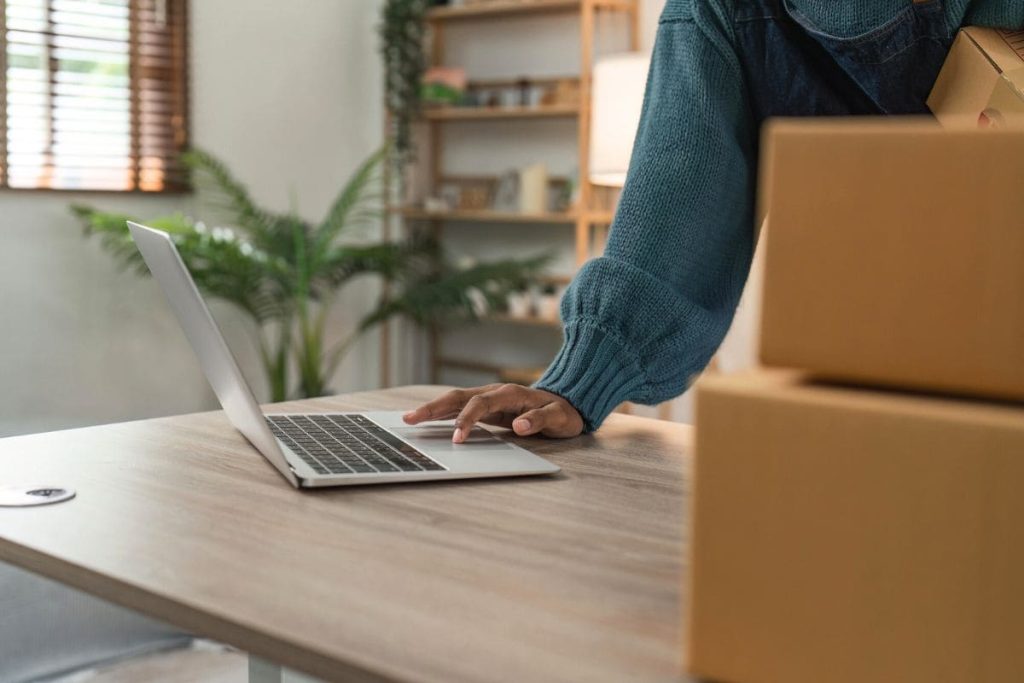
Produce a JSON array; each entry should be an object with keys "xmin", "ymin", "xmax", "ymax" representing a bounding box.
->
[
  {"xmin": 758, "ymin": 121, "xmax": 1024, "ymax": 400},
  {"xmin": 927, "ymin": 27, "xmax": 1024, "ymax": 129},
  {"xmin": 687, "ymin": 29, "xmax": 1024, "ymax": 683},
  {"xmin": 689, "ymin": 370, "xmax": 1024, "ymax": 683}
]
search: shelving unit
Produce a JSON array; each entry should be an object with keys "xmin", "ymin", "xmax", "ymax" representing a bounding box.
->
[
  {"xmin": 425, "ymin": 0, "xmax": 635, "ymax": 21},
  {"xmin": 382, "ymin": 0, "xmax": 640, "ymax": 387},
  {"xmin": 423, "ymin": 103, "xmax": 579, "ymax": 121},
  {"xmin": 391, "ymin": 206, "xmax": 615, "ymax": 225}
]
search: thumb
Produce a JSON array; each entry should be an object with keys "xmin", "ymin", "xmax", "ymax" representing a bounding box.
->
[{"xmin": 512, "ymin": 402, "xmax": 577, "ymax": 438}]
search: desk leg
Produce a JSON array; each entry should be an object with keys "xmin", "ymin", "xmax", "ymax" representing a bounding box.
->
[
  {"xmin": 249, "ymin": 656, "xmax": 282, "ymax": 683},
  {"xmin": 249, "ymin": 655, "xmax": 324, "ymax": 683}
]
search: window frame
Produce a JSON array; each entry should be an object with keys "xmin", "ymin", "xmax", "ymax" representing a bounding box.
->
[{"xmin": 0, "ymin": 0, "xmax": 191, "ymax": 194}]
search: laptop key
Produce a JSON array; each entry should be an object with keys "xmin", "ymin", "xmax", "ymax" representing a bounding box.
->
[{"xmin": 266, "ymin": 415, "xmax": 445, "ymax": 475}]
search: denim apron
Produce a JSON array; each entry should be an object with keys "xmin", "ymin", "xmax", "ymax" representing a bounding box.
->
[{"xmin": 734, "ymin": 0, "xmax": 956, "ymax": 124}]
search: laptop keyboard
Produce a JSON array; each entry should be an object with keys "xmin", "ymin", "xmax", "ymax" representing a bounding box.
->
[{"xmin": 265, "ymin": 414, "xmax": 445, "ymax": 476}]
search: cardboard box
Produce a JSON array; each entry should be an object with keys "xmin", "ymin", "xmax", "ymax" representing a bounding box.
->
[
  {"xmin": 688, "ymin": 369, "xmax": 1024, "ymax": 683},
  {"xmin": 758, "ymin": 120, "xmax": 1024, "ymax": 401},
  {"xmin": 928, "ymin": 27, "xmax": 1024, "ymax": 128}
]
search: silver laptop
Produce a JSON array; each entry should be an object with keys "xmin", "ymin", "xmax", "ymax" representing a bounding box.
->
[{"xmin": 127, "ymin": 222, "xmax": 560, "ymax": 488}]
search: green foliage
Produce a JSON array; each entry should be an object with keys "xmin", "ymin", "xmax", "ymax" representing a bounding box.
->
[
  {"xmin": 72, "ymin": 147, "xmax": 546, "ymax": 402},
  {"xmin": 380, "ymin": 0, "xmax": 429, "ymax": 165}
]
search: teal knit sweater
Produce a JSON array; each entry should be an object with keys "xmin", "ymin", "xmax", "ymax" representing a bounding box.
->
[{"xmin": 534, "ymin": 0, "xmax": 1024, "ymax": 431}]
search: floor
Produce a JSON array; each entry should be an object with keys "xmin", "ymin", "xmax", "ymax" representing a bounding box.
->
[{"xmin": 51, "ymin": 643, "xmax": 247, "ymax": 683}]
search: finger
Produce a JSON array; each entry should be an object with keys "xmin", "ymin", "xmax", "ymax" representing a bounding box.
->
[
  {"xmin": 403, "ymin": 385, "xmax": 499, "ymax": 424},
  {"xmin": 479, "ymin": 412, "xmax": 518, "ymax": 429},
  {"xmin": 512, "ymin": 402, "xmax": 581, "ymax": 438},
  {"xmin": 452, "ymin": 385, "xmax": 538, "ymax": 443}
]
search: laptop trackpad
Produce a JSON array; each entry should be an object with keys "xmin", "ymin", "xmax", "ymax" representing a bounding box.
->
[{"xmin": 393, "ymin": 425, "xmax": 518, "ymax": 450}]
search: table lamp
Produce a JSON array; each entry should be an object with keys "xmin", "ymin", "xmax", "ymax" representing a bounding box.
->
[{"xmin": 589, "ymin": 52, "xmax": 651, "ymax": 187}]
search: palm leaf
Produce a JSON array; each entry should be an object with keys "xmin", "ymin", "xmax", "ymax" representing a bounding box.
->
[
  {"xmin": 313, "ymin": 146, "xmax": 386, "ymax": 256},
  {"xmin": 182, "ymin": 148, "xmax": 296, "ymax": 260}
]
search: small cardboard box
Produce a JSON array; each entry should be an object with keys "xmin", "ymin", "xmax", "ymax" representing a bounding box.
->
[
  {"xmin": 688, "ymin": 369, "xmax": 1024, "ymax": 683},
  {"xmin": 928, "ymin": 27, "xmax": 1024, "ymax": 128},
  {"xmin": 758, "ymin": 120, "xmax": 1024, "ymax": 401}
]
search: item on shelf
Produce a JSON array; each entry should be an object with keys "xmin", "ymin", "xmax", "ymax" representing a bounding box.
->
[
  {"xmin": 423, "ymin": 196, "xmax": 450, "ymax": 212},
  {"xmin": 518, "ymin": 163, "xmax": 549, "ymax": 214},
  {"xmin": 516, "ymin": 77, "xmax": 532, "ymax": 106},
  {"xmin": 438, "ymin": 182, "xmax": 462, "ymax": 209},
  {"xmin": 541, "ymin": 78, "xmax": 580, "ymax": 107},
  {"xmin": 549, "ymin": 177, "xmax": 572, "ymax": 213},
  {"xmin": 492, "ymin": 170, "xmax": 520, "ymax": 212},
  {"xmin": 565, "ymin": 167, "xmax": 580, "ymax": 210},
  {"xmin": 528, "ymin": 84, "xmax": 545, "ymax": 107},
  {"xmin": 466, "ymin": 287, "xmax": 490, "ymax": 317},
  {"xmin": 535, "ymin": 284, "xmax": 561, "ymax": 321},
  {"xmin": 500, "ymin": 88, "xmax": 520, "ymax": 108},
  {"xmin": 457, "ymin": 178, "xmax": 495, "ymax": 210},
  {"xmin": 506, "ymin": 288, "xmax": 533, "ymax": 319},
  {"xmin": 421, "ymin": 66, "xmax": 467, "ymax": 106},
  {"xmin": 484, "ymin": 90, "xmax": 502, "ymax": 108}
]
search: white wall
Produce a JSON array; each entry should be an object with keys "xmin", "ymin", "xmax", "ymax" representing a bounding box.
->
[
  {"xmin": 0, "ymin": 0, "xmax": 690, "ymax": 438},
  {"xmin": 0, "ymin": 0, "xmax": 384, "ymax": 437}
]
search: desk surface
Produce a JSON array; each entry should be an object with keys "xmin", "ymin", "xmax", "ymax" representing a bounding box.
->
[{"xmin": 0, "ymin": 386, "xmax": 691, "ymax": 683}]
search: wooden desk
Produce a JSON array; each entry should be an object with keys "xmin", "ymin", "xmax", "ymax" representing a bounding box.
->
[{"xmin": 0, "ymin": 386, "xmax": 692, "ymax": 683}]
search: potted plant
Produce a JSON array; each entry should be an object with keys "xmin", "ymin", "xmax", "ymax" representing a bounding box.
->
[
  {"xmin": 536, "ymin": 283, "xmax": 561, "ymax": 321},
  {"xmin": 380, "ymin": 0, "xmax": 429, "ymax": 166},
  {"xmin": 506, "ymin": 279, "xmax": 534, "ymax": 319},
  {"xmin": 71, "ymin": 147, "xmax": 545, "ymax": 401}
]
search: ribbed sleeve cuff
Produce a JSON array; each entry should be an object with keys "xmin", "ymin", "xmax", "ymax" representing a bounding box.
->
[{"xmin": 533, "ymin": 321, "xmax": 649, "ymax": 432}]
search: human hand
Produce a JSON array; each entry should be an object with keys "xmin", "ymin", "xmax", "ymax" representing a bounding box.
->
[{"xmin": 402, "ymin": 384, "xmax": 585, "ymax": 443}]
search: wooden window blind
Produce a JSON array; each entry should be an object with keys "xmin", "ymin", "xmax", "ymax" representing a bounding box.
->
[{"xmin": 0, "ymin": 0, "xmax": 188, "ymax": 192}]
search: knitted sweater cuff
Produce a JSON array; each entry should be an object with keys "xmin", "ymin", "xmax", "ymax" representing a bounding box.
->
[{"xmin": 533, "ymin": 320, "xmax": 648, "ymax": 432}]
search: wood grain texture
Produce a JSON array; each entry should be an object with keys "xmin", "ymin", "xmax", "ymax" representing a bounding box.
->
[{"xmin": 0, "ymin": 386, "xmax": 692, "ymax": 683}]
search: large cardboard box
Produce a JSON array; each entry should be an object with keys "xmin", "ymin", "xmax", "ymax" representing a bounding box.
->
[
  {"xmin": 688, "ymin": 369, "xmax": 1024, "ymax": 683},
  {"xmin": 928, "ymin": 27, "xmax": 1024, "ymax": 128},
  {"xmin": 758, "ymin": 120, "xmax": 1024, "ymax": 401}
]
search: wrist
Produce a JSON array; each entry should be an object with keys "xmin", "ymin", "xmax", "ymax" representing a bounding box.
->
[{"xmin": 534, "ymin": 320, "xmax": 648, "ymax": 431}]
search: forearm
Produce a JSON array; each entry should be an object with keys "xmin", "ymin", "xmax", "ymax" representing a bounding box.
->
[{"xmin": 535, "ymin": 3, "xmax": 758, "ymax": 431}]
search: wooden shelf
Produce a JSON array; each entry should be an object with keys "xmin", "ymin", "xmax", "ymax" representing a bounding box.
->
[
  {"xmin": 428, "ymin": 0, "xmax": 577, "ymax": 21},
  {"xmin": 427, "ymin": 0, "xmax": 632, "ymax": 22},
  {"xmin": 437, "ymin": 358, "xmax": 547, "ymax": 385},
  {"xmin": 538, "ymin": 273, "xmax": 573, "ymax": 286},
  {"xmin": 423, "ymin": 104, "xmax": 578, "ymax": 121},
  {"xmin": 389, "ymin": 206, "xmax": 610, "ymax": 225},
  {"xmin": 392, "ymin": 206, "xmax": 614, "ymax": 225},
  {"xmin": 484, "ymin": 314, "xmax": 563, "ymax": 328}
]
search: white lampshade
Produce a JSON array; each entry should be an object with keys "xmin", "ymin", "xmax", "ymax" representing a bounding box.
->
[{"xmin": 589, "ymin": 52, "xmax": 650, "ymax": 187}]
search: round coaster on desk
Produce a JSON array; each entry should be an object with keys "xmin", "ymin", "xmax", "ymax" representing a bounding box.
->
[{"xmin": 0, "ymin": 485, "xmax": 76, "ymax": 507}]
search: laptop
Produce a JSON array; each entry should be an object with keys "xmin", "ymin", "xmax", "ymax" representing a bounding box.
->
[{"xmin": 127, "ymin": 222, "xmax": 560, "ymax": 488}]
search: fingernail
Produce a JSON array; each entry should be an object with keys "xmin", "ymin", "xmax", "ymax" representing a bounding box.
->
[
  {"xmin": 514, "ymin": 418, "xmax": 530, "ymax": 432},
  {"xmin": 452, "ymin": 427, "xmax": 464, "ymax": 443},
  {"xmin": 402, "ymin": 411, "xmax": 415, "ymax": 420}
]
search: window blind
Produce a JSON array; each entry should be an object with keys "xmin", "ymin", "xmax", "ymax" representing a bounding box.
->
[{"xmin": 0, "ymin": 0, "xmax": 188, "ymax": 192}]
